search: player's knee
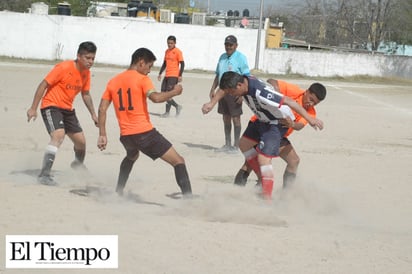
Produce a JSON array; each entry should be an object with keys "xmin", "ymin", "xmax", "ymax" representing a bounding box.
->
[
  {"xmin": 288, "ymin": 155, "xmax": 300, "ymax": 168},
  {"xmin": 76, "ymin": 142, "xmax": 86, "ymax": 150},
  {"xmin": 127, "ymin": 151, "xmax": 139, "ymax": 161},
  {"xmin": 175, "ymin": 155, "xmax": 185, "ymax": 165},
  {"xmin": 233, "ymin": 116, "xmax": 241, "ymax": 124},
  {"xmin": 260, "ymin": 165, "xmax": 273, "ymax": 178},
  {"xmin": 51, "ymin": 137, "xmax": 65, "ymax": 147}
]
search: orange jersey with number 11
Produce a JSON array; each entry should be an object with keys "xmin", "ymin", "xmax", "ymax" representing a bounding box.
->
[{"xmin": 102, "ymin": 70, "xmax": 155, "ymax": 136}]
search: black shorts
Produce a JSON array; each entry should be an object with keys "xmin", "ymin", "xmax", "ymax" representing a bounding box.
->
[
  {"xmin": 41, "ymin": 106, "xmax": 82, "ymax": 134},
  {"xmin": 120, "ymin": 128, "xmax": 172, "ymax": 160},
  {"xmin": 217, "ymin": 93, "xmax": 243, "ymax": 116},
  {"xmin": 161, "ymin": 77, "xmax": 179, "ymax": 92}
]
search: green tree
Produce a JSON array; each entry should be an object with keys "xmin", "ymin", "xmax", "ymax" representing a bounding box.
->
[
  {"xmin": 386, "ymin": 0, "xmax": 412, "ymax": 45},
  {"xmin": 272, "ymin": 0, "xmax": 412, "ymax": 51},
  {"xmin": 0, "ymin": 0, "xmax": 32, "ymax": 12}
]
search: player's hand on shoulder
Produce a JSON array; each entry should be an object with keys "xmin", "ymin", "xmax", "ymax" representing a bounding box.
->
[{"xmin": 280, "ymin": 117, "xmax": 293, "ymax": 128}]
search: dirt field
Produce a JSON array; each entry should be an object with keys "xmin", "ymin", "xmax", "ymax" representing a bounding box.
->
[{"xmin": 1, "ymin": 61, "xmax": 411, "ymax": 273}]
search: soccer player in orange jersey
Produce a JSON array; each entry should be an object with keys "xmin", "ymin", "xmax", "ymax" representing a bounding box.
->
[
  {"xmin": 234, "ymin": 78, "xmax": 327, "ymax": 189},
  {"xmin": 27, "ymin": 41, "xmax": 98, "ymax": 185},
  {"xmin": 97, "ymin": 48, "xmax": 192, "ymax": 196},
  {"xmin": 157, "ymin": 35, "xmax": 185, "ymax": 117}
]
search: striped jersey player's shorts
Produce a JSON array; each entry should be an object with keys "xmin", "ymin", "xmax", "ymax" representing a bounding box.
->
[{"xmin": 242, "ymin": 120, "xmax": 288, "ymax": 157}]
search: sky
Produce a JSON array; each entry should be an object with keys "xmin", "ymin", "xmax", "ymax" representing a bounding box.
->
[{"xmin": 194, "ymin": 0, "xmax": 304, "ymax": 16}]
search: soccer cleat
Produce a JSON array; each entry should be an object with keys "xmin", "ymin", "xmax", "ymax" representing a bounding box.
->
[
  {"xmin": 227, "ymin": 146, "xmax": 239, "ymax": 154},
  {"xmin": 160, "ymin": 112, "xmax": 170, "ymax": 118},
  {"xmin": 176, "ymin": 105, "xmax": 182, "ymax": 116},
  {"xmin": 215, "ymin": 144, "xmax": 232, "ymax": 152},
  {"xmin": 70, "ymin": 160, "xmax": 88, "ymax": 171}
]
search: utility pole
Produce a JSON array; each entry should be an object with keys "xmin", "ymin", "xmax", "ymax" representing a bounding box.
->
[{"xmin": 254, "ymin": 0, "xmax": 264, "ymax": 70}]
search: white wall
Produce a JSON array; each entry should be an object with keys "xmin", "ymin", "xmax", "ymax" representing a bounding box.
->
[
  {"xmin": 1, "ymin": 11, "xmax": 411, "ymax": 79},
  {"xmin": 0, "ymin": 11, "xmax": 260, "ymax": 71},
  {"xmin": 262, "ymin": 49, "xmax": 412, "ymax": 78}
]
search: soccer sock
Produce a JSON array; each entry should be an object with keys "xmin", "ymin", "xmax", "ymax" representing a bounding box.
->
[
  {"xmin": 116, "ymin": 157, "xmax": 135, "ymax": 195},
  {"xmin": 283, "ymin": 170, "xmax": 297, "ymax": 188},
  {"xmin": 39, "ymin": 145, "xmax": 58, "ymax": 177},
  {"xmin": 169, "ymin": 99, "xmax": 178, "ymax": 108},
  {"xmin": 73, "ymin": 147, "xmax": 85, "ymax": 163},
  {"xmin": 165, "ymin": 102, "xmax": 172, "ymax": 113},
  {"xmin": 244, "ymin": 148, "xmax": 261, "ymax": 179},
  {"xmin": 233, "ymin": 125, "xmax": 241, "ymax": 147},
  {"xmin": 260, "ymin": 165, "xmax": 274, "ymax": 199},
  {"xmin": 224, "ymin": 123, "xmax": 232, "ymax": 146},
  {"xmin": 174, "ymin": 163, "xmax": 192, "ymax": 195},
  {"xmin": 234, "ymin": 169, "xmax": 250, "ymax": 186}
]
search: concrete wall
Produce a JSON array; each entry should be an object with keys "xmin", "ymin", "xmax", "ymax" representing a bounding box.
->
[
  {"xmin": 262, "ymin": 49, "xmax": 412, "ymax": 79},
  {"xmin": 1, "ymin": 11, "xmax": 411, "ymax": 79}
]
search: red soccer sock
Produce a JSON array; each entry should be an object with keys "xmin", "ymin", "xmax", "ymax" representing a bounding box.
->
[
  {"xmin": 260, "ymin": 165, "xmax": 274, "ymax": 199},
  {"xmin": 246, "ymin": 156, "xmax": 261, "ymax": 179},
  {"xmin": 261, "ymin": 177, "xmax": 274, "ymax": 199}
]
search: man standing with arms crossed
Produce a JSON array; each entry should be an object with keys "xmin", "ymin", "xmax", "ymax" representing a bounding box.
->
[{"xmin": 209, "ymin": 35, "xmax": 250, "ymax": 152}]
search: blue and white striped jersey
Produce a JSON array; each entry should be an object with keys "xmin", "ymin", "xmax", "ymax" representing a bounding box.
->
[{"xmin": 243, "ymin": 76, "xmax": 295, "ymax": 124}]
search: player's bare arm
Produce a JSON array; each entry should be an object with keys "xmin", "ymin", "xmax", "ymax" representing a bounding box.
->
[
  {"xmin": 149, "ymin": 84, "xmax": 183, "ymax": 103},
  {"xmin": 202, "ymin": 88, "xmax": 226, "ymax": 114},
  {"xmin": 27, "ymin": 80, "xmax": 48, "ymax": 122},
  {"xmin": 157, "ymin": 61, "xmax": 166, "ymax": 81},
  {"xmin": 209, "ymin": 76, "xmax": 219, "ymax": 99},
  {"xmin": 81, "ymin": 91, "xmax": 98, "ymax": 126},
  {"xmin": 97, "ymin": 99, "xmax": 110, "ymax": 151}
]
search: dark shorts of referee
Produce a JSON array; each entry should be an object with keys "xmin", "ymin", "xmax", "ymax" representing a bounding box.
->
[{"xmin": 218, "ymin": 93, "xmax": 243, "ymax": 116}]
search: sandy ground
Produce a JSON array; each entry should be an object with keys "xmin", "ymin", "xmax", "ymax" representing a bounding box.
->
[{"xmin": 0, "ymin": 61, "xmax": 412, "ymax": 274}]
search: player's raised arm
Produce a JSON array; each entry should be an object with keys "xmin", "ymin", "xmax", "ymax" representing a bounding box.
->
[{"xmin": 148, "ymin": 84, "xmax": 183, "ymax": 103}]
